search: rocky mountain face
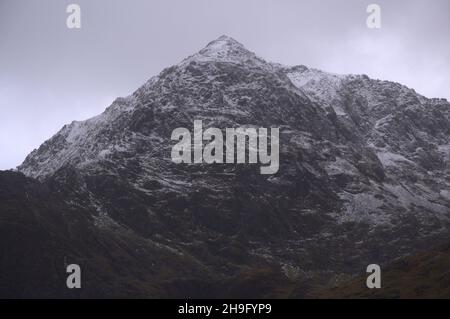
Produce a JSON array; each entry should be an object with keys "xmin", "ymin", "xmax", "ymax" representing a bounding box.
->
[{"xmin": 2, "ymin": 35, "xmax": 449, "ymax": 297}]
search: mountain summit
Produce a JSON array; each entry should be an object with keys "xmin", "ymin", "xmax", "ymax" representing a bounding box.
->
[
  {"xmin": 201, "ymin": 35, "xmax": 248, "ymax": 56},
  {"xmin": 7, "ymin": 36, "xmax": 450, "ymax": 297},
  {"xmin": 181, "ymin": 35, "xmax": 266, "ymax": 67}
]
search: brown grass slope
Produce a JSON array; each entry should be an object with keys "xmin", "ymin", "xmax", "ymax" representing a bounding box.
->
[{"xmin": 312, "ymin": 244, "xmax": 450, "ymax": 298}]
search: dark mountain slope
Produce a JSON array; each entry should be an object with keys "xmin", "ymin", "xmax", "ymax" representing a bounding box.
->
[{"xmin": 0, "ymin": 171, "xmax": 219, "ymax": 298}]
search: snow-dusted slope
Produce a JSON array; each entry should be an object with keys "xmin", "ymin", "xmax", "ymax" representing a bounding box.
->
[
  {"xmin": 285, "ymin": 65, "xmax": 347, "ymax": 115},
  {"xmin": 20, "ymin": 95, "xmax": 139, "ymax": 178}
]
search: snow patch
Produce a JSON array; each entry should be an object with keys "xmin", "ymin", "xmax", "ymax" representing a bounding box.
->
[
  {"xmin": 286, "ymin": 67, "xmax": 347, "ymax": 115},
  {"xmin": 377, "ymin": 151, "xmax": 415, "ymax": 167}
]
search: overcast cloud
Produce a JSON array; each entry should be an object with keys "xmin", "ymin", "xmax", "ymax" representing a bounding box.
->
[{"xmin": 0, "ymin": 0, "xmax": 449, "ymax": 169}]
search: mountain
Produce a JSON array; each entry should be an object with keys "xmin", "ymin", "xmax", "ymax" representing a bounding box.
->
[{"xmin": 2, "ymin": 35, "xmax": 449, "ymax": 297}]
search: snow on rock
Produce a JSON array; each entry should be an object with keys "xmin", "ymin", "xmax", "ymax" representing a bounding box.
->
[
  {"xmin": 377, "ymin": 151, "xmax": 415, "ymax": 168},
  {"xmin": 286, "ymin": 66, "xmax": 348, "ymax": 115}
]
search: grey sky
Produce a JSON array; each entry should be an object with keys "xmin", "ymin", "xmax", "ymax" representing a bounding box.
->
[{"xmin": 1, "ymin": 0, "xmax": 449, "ymax": 170}]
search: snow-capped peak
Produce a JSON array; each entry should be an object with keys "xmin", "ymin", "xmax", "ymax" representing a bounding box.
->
[
  {"xmin": 181, "ymin": 35, "xmax": 264, "ymax": 66},
  {"xmin": 201, "ymin": 35, "xmax": 246, "ymax": 53}
]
